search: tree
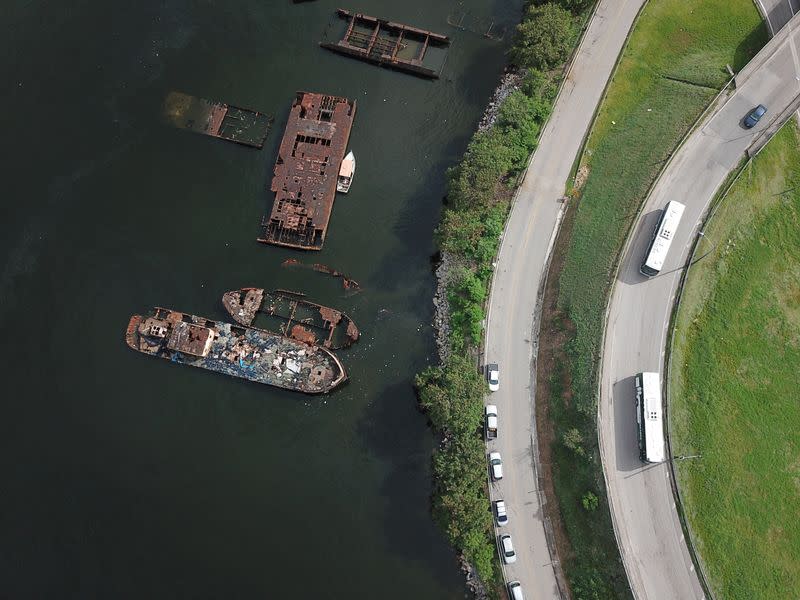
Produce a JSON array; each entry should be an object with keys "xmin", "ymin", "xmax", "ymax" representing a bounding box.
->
[{"xmin": 509, "ymin": 3, "xmax": 576, "ymax": 71}]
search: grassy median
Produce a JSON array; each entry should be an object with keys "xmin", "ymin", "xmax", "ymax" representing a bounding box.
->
[
  {"xmin": 537, "ymin": 0, "xmax": 767, "ymax": 597},
  {"xmin": 669, "ymin": 122, "xmax": 800, "ymax": 600}
]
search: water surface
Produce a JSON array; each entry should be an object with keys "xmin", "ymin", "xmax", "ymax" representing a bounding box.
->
[{"xmin": 0, "ymin": 1, "xmax": 520, "ymax": 597}]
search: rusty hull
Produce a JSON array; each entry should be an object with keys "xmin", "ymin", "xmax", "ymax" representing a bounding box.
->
[
  {"xmin": 126, "ymin": 307, "xmax": 347, "ymax": 394},
  {"xmin": 320, "ymin": 9, "xmax": 450, "ymax": 79},
  {"xmin": 222, "ymin": 288, "xmax": 360, "ymax": 350},
  {"xmin": 258, "ymin": 92, "xmax": 356, "ymax": 251}
]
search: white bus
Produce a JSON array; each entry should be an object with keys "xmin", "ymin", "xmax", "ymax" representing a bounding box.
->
[
  {"xmin": 634, "ymin": 372, "xmax": 665, "ymax": 463},
  {"xmin": 640, "ymin": 201, "xmax": 686, "ymax": 277}
]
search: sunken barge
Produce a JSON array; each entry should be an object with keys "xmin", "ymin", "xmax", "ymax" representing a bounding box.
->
[
  {"xmin": 126, "ymin": 307, "xmax": 346, "ymax": 394},
  {"xmin": 222, "ymin": 288, "xmax": 359, "ymax": 349},
  {"xmin": 321, "ymin": 9, "xmax": 450, "ymax": 79},
  {"xmin": 258, "ymin": 92, "xmax": 356, "ymax": 251},
  {"xmin": 163, "ymin": 91, "xmax": 273, "ymax": 148}
]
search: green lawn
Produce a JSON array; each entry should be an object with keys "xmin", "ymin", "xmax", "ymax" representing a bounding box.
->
[
  {"xmin": 670, "ymin": 122, "xmax": 800, "ymax": 600},
  {"xmin": 560, "ymin": 0, "xmax": 767, "ymax": 413},
  {"xmin": 542, "ymin": 0, "xmax": 767, "ymax": 597}
]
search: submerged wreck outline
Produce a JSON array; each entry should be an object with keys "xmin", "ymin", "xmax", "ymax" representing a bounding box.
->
[
  {"xmin": 126, "ymin": 307, "xmax": 347, "ymax": 394},
  {"xmin": 163, "ymin": 91, "xmax": 273, "ymax": 148},
  {"xmin": 222, "ymin": 288, "xmax": 360, "ymax": 350}
]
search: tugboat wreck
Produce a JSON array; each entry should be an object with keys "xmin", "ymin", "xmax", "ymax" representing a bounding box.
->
[
  {"xmin": 125, "ymin": 307, "xmax": 347, "ymax": 394},
  {"xmin": 258, "ymin": 91, "xmax": 356, "ymax": 251},
  {"xmin": 321, "ymin": 9, "xmax": 451, "ymax": 79},
  {"xmin": 222, "ymin": 288, "xmax": 360, "ymax": 350},
  {"xmin": 163, "ymin": 91, "xmax": 273, "ymax": 148}
]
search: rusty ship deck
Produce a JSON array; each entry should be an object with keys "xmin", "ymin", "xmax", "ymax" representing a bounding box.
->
[
  {"xmin": 163, "ymin": 91, "xmax": 273, "ymax": 148},
  {"xmin": 222, "ymin": 288, "xmax": 359, "ymax": 349},
  {"xmin": 321, "ymin": 9, "xmax": 450, "ymax": 79},
  {"xmin": 125, "ymin": 307, "xmax": 346, "ymax": 394},
  {"xmin": 258, "ymin": 91, "xmax": 356, "ymax": 251}
]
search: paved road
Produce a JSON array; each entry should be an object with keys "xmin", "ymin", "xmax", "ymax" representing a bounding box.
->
[
  {"xmin": 483, "ymin": 1, "xmax": 646, "ymax": 597},
  {"xmin": 598, "ymin": 13, "xmax": 800, "ymax": 600},
  {"xmin": 756, "ymin": 0, "xmax": 799, "ymax": 35}
]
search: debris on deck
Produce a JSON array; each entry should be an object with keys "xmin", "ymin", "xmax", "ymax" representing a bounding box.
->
[
  {"xmin": 321, "ymin": 9, "xmax": 451, "ymax": 79},
  {"xmin": 258, "ymin": 91, "xmax": 356, "ymax": 251},
  {"xmin": 163, "ymin": 91, "xmax": 273, "ymax": 148},
  {"xmin": 281, "ymin": 258, "xmax": 362, "ymax": 292},
  {"xmin": 222, "ymin": 288, "xmax": 360, "ymax": 350},
  {"xmin": 125, "ymin": 306, "xmax": 347, "ymax": 394}
]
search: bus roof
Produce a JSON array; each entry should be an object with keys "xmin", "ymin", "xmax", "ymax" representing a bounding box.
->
[
  {"xmin": 643, "ymin": 201, "xmax": 686, "ymax": 273},
  {"xmin": 640, "ymin": 372, "xmax": 665, "ymax": 463}
]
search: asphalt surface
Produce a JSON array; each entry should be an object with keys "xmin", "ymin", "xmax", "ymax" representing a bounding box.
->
[
  {"xmin": 756, "ymin": 0, "xmax": 800, "ymax": 35},
  {"xmin": 482, "ymin": 1, "xmax": 646, "ymax": 598},
  {"xmin": 598, "ymin": 12, "xmax": 800, "ymax": 600}
]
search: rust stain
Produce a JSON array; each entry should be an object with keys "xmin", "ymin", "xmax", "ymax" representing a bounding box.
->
[{"xmin": 258, "ymin": 92, "xmax": 356, "ymax": 251}]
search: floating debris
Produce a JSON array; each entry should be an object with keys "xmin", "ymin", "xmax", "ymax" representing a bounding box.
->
[
  {"xmin": 125, "ymin": 307, "xmax": 346, "ymax": 394},
  {"xmin": 281, "ymin": 258, "xmax": 362, "ymax": 292},
  {"xmin": 258, "ymin": 91, "xmax": 356, "ymax": 251},
  {"xmin": 163, "ymin": 91, "xmax": 273, "ymax": 148},
  {"xmin": 222, "ymin": 288, "xmax": 360, "ymax": 350},
  {"xmin": 321, "ymin": 9, "xmax": 451, "ymax": 79}
]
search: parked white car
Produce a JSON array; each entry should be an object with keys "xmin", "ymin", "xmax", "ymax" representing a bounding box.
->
[
  {"xmin": 489, "ymin": 452, "xmax": 503, "ymax": 481},
  {"xmin": 500, "ymin": 534, "xmax": 517, "ymax": 564},
  {"xmin": 494, "ymin": 500, "xmax": 508, "ymax": 526},
  {"xmin": 486, "ymin": 363, "xmax": 500, "ymax": 391},
  {"xmin": 507, "ymin": 581, "xmax": 525, "ymax": 600}
]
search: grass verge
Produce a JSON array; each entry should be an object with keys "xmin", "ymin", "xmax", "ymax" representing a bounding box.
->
[
  {"xmin": 669, "ymin": 121, "xmax": 800, "ymax": 600},
  {"xmin": 535, "ymin": 0, "xmax": 767, "ymax": 598}
]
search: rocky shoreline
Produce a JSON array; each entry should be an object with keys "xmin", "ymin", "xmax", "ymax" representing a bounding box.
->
[
  {"xmin": 432, "ymin": 71, "xmax": 523, "ymax": 366},
  {"xmin": 477, "ymin": 69, "xmax": 523, "ymax": 133},
  {"xmin": 430, "ymin": 71, "xmax": 526, "ymax": 599},
  {"xmin": 432, "ymin": 250, "xmax": 454, "ymax": 363}
]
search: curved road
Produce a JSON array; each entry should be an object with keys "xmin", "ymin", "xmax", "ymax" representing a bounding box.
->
[
  {"xmin": 483, "ymin": 0, "xmax": 645, "ymax": 597},
  {"xmin": 598, "ymin": 11, "xmax": 800, "ymax": 600}
]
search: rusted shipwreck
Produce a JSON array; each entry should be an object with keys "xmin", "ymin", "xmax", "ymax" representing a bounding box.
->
[
  {"xmin": 126, "ymin": 307, "xmax": 346, "ymax": 394},
  {"xmin": 222, "ymin": 288, "xmax": 359, "ymax": 350},
  {"xmin": 258, "ymin": 91, "xmax": 356, "ymax": 250},
  {"xmin": 321, "ymin": 9, "xmax": 450, "ymax": 79},
  {"xmin": 163, "ymin": 91, "xmax": 273, "ymax": 148}
]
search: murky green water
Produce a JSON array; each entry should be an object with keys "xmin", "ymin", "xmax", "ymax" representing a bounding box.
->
[{"xmin": 0, "ymin": 1, "xmax": 519, "ymax": 597}]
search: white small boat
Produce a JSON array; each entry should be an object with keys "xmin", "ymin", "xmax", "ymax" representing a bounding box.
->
[{"xmin": 337, "ymin": 151, "xmax": 355, "ymax": 193}]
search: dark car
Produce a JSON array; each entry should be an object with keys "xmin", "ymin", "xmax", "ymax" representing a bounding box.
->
[{"xmin": 743, "ymin": 104, "xmax": 767, "ymax": 128}]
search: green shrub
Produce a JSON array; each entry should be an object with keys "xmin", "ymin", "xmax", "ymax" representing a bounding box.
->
[{"xmin": 582, "ymin": 492, "xmax": 599, "ymax": 511}]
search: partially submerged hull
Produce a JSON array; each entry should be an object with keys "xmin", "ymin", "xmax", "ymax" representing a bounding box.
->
[
  {"xmin": 163, "ymin": 91, "xmax": 273, "ymax": 148},
  {"xmin": 320, "ymin": 10, "xmax": 451, "ymax": 79},
  {"xmin": 126, "ymin": 307, "xmax": 346, "ymax": 394},
  {"xmin": 222, "ymin": 288, "xmax": 360, "ymax": 350}
]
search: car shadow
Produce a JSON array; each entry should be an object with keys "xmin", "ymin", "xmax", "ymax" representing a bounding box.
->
[
  {"xmin": 617, "ymin": 209, "xmax": 662, "ymax": 286},
  {"xmin": 613, "ymin": 375, "xmax": 643, "ymax": 472}
]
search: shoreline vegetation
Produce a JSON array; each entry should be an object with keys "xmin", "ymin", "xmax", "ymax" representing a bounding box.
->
[
  {"xmin": 535, "ymin": 0, "xmax": 766, "ymax": 599},
  {"xmin": 415, "ymin": 0, "xmax": 593, "ymax": 597},
  {"xmin": 669, "ymin": 121, "xmax": 800, "ymax": 600}
]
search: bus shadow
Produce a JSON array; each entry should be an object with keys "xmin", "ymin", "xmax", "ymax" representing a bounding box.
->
[
  {"xmin": 612, "ymin": 376, "xmax": 642, "ymax": 472},
  {"xmin": 617, "ymin": 209, "xmax": 662, "ymax": 286}
]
